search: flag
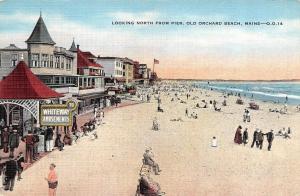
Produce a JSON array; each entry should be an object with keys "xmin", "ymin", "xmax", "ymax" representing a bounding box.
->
[{"xmin": 154, "ymin": 59, "xmax": 159, "ymax": 64}]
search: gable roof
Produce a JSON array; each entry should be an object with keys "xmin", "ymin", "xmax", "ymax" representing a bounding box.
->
[
  {"xmin": 82, "ymin": 51, "xmax": 96, "ymax": 58},
  {"xmin": 0, "ymin": 61, "xmax": 62, "ymax": 99},
  {"xmin": 26, "ymin": 15, "xmax": 56, "ymax": 45},
  {"xmin": 77, "ymin": 49, "xmax": 103, "ymax": 68}
]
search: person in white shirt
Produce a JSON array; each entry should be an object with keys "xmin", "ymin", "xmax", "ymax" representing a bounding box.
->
[{"xmin": 211, "ymin": 136, "xmax": 217, "ymax": 147}]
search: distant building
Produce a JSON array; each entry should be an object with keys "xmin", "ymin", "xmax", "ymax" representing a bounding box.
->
[
  {"xmin": 96, "ymin": 57, "xmax": 126, "ymax": 87},
  {"xmin": 139, "ymin": 64, "xmax": 149, "ymax": 79},
  {"xmin": 0, "ymin": 44, "xmax": 28, "ymax": 80},
  {"xmin": 133, "ymin": 61, "xmax": 141, "ymax": 79},
  {"xmin": 71, "ymin": 43, "xmax": 106, "ymax": 110},
  {"xmin": 97, "ymin": 57, "xmax": 124, "ymax": 78},
  {"xmin": 122, "ymin": 57, "xmax": 134, "ymax": 84}
]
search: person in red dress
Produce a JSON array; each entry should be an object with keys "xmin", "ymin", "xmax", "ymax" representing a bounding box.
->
[{"xmin": 234, "ymin": 125, "xmax": 243, "ymax": 144}]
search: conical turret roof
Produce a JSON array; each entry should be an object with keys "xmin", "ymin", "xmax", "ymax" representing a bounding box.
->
[
  {"xmin": 26, "ymin": 15, "xmax": 55, "ymax": 45},
  {"xmin": 69, "ymin": 39, "xmax": 77, "ymax": 52}
]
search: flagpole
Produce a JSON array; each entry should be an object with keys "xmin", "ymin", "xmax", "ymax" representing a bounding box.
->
[{"xmin": 152, "ymin": 60, "xmax": 155, "ymax": 73}]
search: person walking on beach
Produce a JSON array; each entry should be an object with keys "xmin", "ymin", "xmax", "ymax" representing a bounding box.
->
[
  {"xmin": 8, "ymin": 129, "xmax": 19, "ymax": 158},
  {"xmin": 72, "ymin": 114, "xmax": 78, "ymax": 133},
  {"xmin": 45, "ymin": 127, "xmax": 54, "ymax": 152},
  {"xmin": 33, "ymin": 129, "xmax": 40, "ymax": 160},
  {"xmin": 185, "ymin": 108, "xmax": 188, "ymax": 117},
  {"xmin": 251, "ymin": 129, "xmax": 259, "ymax": 148},
  {"xmin": 265, "ymin": 130, "xmax": 274, "ymax": 151},
  {"xmin": 16, "ymin": 152, "xmax": 24, "ymax": 181},
  {"xmin": 234, "ymin": 126, "xmax": 243, "ymax": 145},
  {"xmin": 22, "ymin": 130, "xmax": 35, "ymax": 163},
  {"xmin": 242, "ymin": 128, "xmax": 249, "ymax": 146},
  {"xmin": 2, "ymin": 127, "xmax": 10, "ymax": 153},
  {"xmin": 4, "ymin": 157, "xmax": 18, "ymax": 191},
  {"xmin": 45, "ymin": 163, "xmax": 58, "ymax": 196},
  {"xmin": 257, "ymin": 130, "xmax": 264, "ymax": 150}
]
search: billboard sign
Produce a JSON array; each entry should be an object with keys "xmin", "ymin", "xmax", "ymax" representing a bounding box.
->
[{"xmin": 40, "ymin": 100, "xmax": 77, "ymax": 126}]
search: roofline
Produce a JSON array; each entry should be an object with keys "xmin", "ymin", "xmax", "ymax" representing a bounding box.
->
[
  {"xmin": 97, "ymin": 57, "xmax": 123, "ymax": 60},
  {"xmin": 26, "ymin": 41, "xmax": 56, "ymax": 45},
  {"xmin": 0, "ymin": 49, "xmax": 28, "ymax": 51}
]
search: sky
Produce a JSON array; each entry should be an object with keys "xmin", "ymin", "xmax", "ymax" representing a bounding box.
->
[{"xmin": 0, "ymin": 0, "xmax": 300, "ymax": 80}]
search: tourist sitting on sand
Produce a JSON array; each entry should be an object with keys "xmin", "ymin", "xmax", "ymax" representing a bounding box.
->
[
  {"xmin": 281, "ymin": 128, "xmax": 291, "ymax": 139},
  {"xmin": 81, "ymin": 125, "xmax": 88, "ymax": 136},
  {"xmin": 157, "ymin": 106, "xmax": 164, "ymax": 112},
  {"xmin": 196, "ymin": 103, "xmax": 200, "ymax": 108},
  {"xmin": 280, "ymin": 105, "xmax": 288, "ymax": 114},
  {"xmin": 180, "ymin": 99, "xmax": 186, "ymax": 103},
  {"xmin": 192, "ymin": 112, "xmax": 198, "ymax": 119},
  {"xmin": 63, "ymin": 132, "xmax": 72, "ymax": 146},
  {"xmin": 211, "ymin": 136, "xmax": 217, "ymax": 147},
  {"xmin": 143, "ymin": 149, "xmax": 161, "ymax": 175},
  {"xmin": 214, "ymin": 106, "xmax": 221, "ymax": 112},
  {"xmin": 222, "ymin": 100, "xmax": 227, "ymax": 106},
  {"xmin": 170, "ymin": 118, "xmax": 183, "ymax": 122},
  {"xmin": 269, "ymin": 108, "xmax": 280, "ymax": 113}
]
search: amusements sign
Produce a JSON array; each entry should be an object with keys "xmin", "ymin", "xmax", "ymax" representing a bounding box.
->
[{"xmin": 40, "ymin": 100, "xmax": 77, "ymax": 126}]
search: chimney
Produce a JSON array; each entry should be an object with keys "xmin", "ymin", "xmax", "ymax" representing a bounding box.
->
[{"xmin": 77, "ymin": 44, "xmax": 80, "ymax": 49}]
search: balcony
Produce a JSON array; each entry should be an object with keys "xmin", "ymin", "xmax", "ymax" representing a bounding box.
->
[
  {"xmin": 53, "ymin": 86, "xmax": 79, "ymax": 95},
  {"xmin": 78, "ymin": 87, "xmax": 105, "ymax": 95}
]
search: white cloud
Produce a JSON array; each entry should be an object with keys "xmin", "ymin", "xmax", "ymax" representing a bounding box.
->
[
  {"xmin": 277, "ymin": 18, "xmax": 300, "ymax": 32},
  {"xmin": 0, "ymin": 12, "xmax": 39, "ymax": 23},
  {"xmin": 0, "ymin": 12, "xmax": 299, "ymax": 67}
]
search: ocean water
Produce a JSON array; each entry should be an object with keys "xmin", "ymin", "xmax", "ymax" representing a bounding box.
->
[{"xmin": 195, "ymin": 82, "xmax": 300, "ymax": 105}]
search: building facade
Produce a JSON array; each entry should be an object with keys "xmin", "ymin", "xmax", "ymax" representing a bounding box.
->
[
  {"xmin": 73, "ymin": 43, "xmax": 106, "ymax": 111},
  {"xmin": 122, "ymin": 57, "xmax": 134, "ymax": 84},
  {"xmin": 97, "ymin": 57, "xmax": 124, "ymax": 78},
  {"xmin": 0, "ymin": 15, "xmax": 106, "ymax": 113},
  {"xmin": 0, "ymin": 44, "xmax": 28, "ymax": 80}
]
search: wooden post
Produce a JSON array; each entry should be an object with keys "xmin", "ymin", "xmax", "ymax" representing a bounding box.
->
[{"xmin": 4, "ymin": 103, "xmax": 10, "ymax": 126}]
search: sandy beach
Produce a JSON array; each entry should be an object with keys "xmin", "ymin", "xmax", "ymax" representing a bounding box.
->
[{"xmin": 2, "ymin": 83, "xmax": 300, "ymax": 196}]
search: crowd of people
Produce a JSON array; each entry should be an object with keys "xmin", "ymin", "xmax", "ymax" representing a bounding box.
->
[
  {"xmin": 234, "ymin": 126, "xmax": 276, "ymax": 151},
  {"xmin": 0, "ymin": 106, "xmax": 106, "ymax": 193}
]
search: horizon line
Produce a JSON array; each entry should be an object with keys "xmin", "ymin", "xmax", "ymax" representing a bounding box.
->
[{"xmin": 160, "ymin": 78, "xmax": 300, "ymax": 82}]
